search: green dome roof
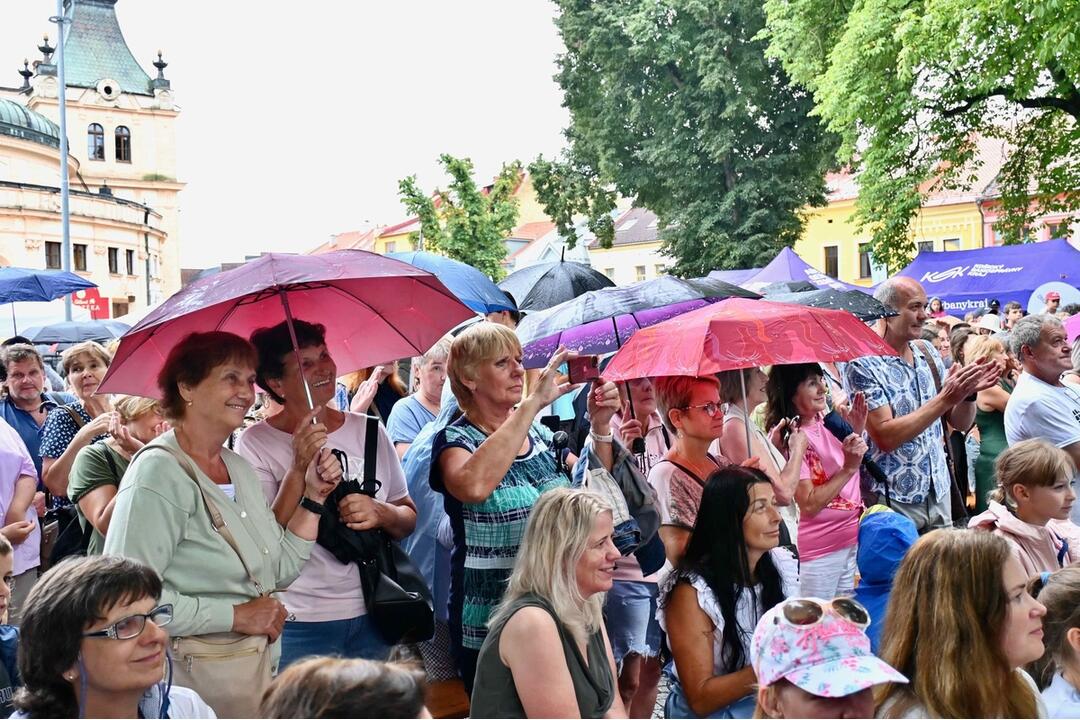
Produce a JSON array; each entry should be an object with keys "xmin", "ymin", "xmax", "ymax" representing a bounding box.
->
[{"xmin": 0, "ymin": 98, "xmax": 60, "ymax": 149}]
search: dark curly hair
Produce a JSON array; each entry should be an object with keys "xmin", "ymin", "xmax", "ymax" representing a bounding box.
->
[
  {"xmin": 15, "ymin": 556, "xmax": 162, "ymax": 719},
  {"xmin": 249, "ymin": 320, "xmax": 327, "ymax": 405}
]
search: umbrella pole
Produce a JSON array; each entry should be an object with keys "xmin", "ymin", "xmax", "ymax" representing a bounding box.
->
[
  {"xmin": 278, "ymin": 289, "xmax": 317, "ymax": 414},
  {"xmin": 738, "ymin": 368, "xmax": 752, "ymax": 455}
]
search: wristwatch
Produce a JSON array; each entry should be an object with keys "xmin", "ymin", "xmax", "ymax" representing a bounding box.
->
[{"xmin": 299, "ymin": 496, "xmax": 325, "ymax": 515}]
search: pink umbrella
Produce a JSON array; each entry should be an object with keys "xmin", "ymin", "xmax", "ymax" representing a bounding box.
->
[{"xmin": 98, "ymin": 250, "xmax": 476, "ymax": 401}]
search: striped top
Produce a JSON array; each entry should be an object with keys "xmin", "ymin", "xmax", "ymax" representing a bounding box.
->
[{"xmin": 431, "ymin": 417, "xmax": 569, "ymax": 650}]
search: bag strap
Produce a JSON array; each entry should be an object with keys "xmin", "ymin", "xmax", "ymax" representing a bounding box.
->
[
  {"xmin": 62, "ymin": 405, "xmax": 86, "ymax": 429},
  {"xmin": 361, "ymin": 415, "xmax": 380, "ymax": 496},
  {"xmin": 142, "ymin": 445, "xmax": 267, "ymax": 596}
]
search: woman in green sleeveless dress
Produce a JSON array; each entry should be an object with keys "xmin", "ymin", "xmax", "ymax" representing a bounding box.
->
[
  {"xmin": 969, "ymin": 336, "xmax": 1014, "ymax": 513},
  {"xmin": 471, "ymin": 488, "xmax": 625, "ymax": 719}
]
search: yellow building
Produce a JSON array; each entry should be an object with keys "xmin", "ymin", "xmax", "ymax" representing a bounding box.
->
[
  {"xmin": 0, "ymin": 0, "xmax": 182, "ymax": 319},
  {"xmin": 796, "ymin": 138, "xmax": 1008, "ymax": 285}
]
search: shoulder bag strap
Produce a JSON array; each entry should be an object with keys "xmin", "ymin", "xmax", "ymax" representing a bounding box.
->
[
  {"xmin": 142, "ymin": 445, "xmax": 267, "ymax": 596},
  {"xmin": 62, "ymin": 405, "xmax": 86, "ymax": 429},
  {"xmin": 361, "ymin": 415, "xmax": 380, "ymax": 497}
]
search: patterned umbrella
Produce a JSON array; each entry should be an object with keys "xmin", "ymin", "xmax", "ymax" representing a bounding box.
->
[{"xmin": 764, "ymin": 288, "xmax": 896, "ymax": 322}]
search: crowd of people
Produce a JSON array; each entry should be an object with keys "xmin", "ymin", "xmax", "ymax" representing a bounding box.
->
[{"xmin": 0, "ymin": 276, "xmax": 1072, "ymax": 718}]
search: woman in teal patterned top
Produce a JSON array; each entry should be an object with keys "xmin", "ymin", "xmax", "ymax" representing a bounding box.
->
[{"xmin": 432, "ymin": 323, "xmax": 621, "ymax": 692}]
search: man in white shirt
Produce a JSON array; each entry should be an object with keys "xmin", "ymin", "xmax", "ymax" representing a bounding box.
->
[{"xmin": 1004, "ymin": 314, "xmax": 1080, "ymax": 470}]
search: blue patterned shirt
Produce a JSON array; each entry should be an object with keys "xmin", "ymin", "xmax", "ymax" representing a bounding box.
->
[{"xmin": 844, "ymin": 342, "xmax": 950, "ymax": 504}]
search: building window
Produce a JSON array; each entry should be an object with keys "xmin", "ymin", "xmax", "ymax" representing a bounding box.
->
[
  {"xmin": 384, "ymin": 241, "xmax": 396, "ymax": 254},
  {"xmin": 44, "ymin": 241, "xmax": 61, "ymax": 269},
  {"xmin": 126, "ymin": 248, "xmax": 135, "ymax": 275},
  {"xmin": 87, "ymin": 124, "xmax": 105, "ymax": 161},
  {"xmin": 824, "ymin": 246, "xmax": 839, "ymax": 278},
  {"xmin": 604, "ymin": 267, "xmax": 615, "ymax": 279},
  {"xmin": 73, "ymin": 243, "xmax": 87, "ymax": 272},
  {"xmin": 108, "ymin": 247, "xmax": 119, "ymax": 274},
  {"xmin": 635, "ymin": 265, "xmax": 647, "ymax": 282},
  {"xmin": 858, "ymin": 243, "xmax": 873, "ymax": 279},
  {"xmin": 943, "ymin": 238, "xmax": 961, "ymax": 251},
  {"xmin": 115, "ymin": 126, "xmax": 131, "ymax": 163}
]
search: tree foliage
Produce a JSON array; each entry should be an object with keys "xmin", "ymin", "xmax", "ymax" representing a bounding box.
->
[
  {"xmin": 530, "ymin": 0, "xmax": 838, "ymax": 277},
  {"xmin": 764, "ymin": 0, "xmax": 1080, "ymax": 271},
  {"xmin": 398, "ymin": 154, "xmax": 522, "ymax": 280}
]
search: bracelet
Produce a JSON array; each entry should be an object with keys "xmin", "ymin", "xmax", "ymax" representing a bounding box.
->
[
  {"xmin": 589, "ymin": 430, "xmax": 613, "ymax": 444},
  {"xmin": 299, "ymin": 496, "xmax": 325, "ymax": 515}
]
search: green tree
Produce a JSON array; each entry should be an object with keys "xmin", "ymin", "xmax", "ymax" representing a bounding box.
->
[
  {"xmin": 398, "ymin": 155, "xmax": 522, "ymax": 280},
  {"xmin": 764, "ymin": 0, "xmax": 1080, "ymax": 271},
  {"xmin": 529, "ymin": 0, "xmax": 838, "ymax": 277}
]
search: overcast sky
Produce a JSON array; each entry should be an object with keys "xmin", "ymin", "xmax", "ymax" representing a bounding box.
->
[{"xmin": 2, "ymin": 1, "xmax": 570, "ymax": 268}]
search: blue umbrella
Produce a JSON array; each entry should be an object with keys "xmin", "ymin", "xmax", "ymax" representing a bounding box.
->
[
  {"xmin": 388, "ymin": 251, "xmax": 514, "ymax": 314},
  {"xmin": 22, "ymin": 319, "xmax": 131, "ymax": 345},
  {"xmin": 0, "ymin": 267, "xmax": 97, "ymax": 334}
]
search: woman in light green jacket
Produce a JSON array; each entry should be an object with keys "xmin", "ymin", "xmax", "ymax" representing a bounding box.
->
[{"xmin": 103, "ymin": 332, "xmax": 341, "ymax": 681}]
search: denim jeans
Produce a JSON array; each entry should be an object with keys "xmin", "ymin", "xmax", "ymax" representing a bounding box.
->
[{"xmin": 278, "ymin": 614, "xmax": 391, "ymax": 670}]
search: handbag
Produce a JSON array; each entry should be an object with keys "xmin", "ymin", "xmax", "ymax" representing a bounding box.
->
[
  {"xmin": 143, "ymin": 445, "xmax": 273, "ymax": 719},
  {"xmin": 315, "ymin": 416, "xmax": 434, "ymax": 645}
]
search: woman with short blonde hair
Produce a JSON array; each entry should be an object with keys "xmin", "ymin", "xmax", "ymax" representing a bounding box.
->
[
  {"xmin": 472, "ymin": 488, "xmax": 624, "ymax": 718},
  {"xmin": 432, "ymin": 322, "xmax": 622, "ymax": 691},
  {"xmin": 877, "ymin": 530, "xmax": 1047, "ymax": 718}
]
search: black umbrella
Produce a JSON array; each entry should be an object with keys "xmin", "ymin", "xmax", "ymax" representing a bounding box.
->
[
  {"xmin": 22, "ymin": 319, "xmax": 131, "ymax": 345},
  {"xmin": 498, "ymin": 251, "xmax": 615, "ymax": 311},
  {"xmin": 764, "ymin": 288, "xmax": 896, "ymax": 322}
]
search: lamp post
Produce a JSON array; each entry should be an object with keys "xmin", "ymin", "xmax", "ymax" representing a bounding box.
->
[{"xmin": 50, "ymin": 0, "xmax": 72, "ymax": 321}]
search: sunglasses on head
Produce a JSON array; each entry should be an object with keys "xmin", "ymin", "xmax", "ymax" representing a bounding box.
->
[{"xmin": 774, "ymin": 597, "xmax": 870, "ymax": 629}]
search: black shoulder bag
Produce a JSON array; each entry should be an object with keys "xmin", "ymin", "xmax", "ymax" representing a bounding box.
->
[{"xmin": 314, "ymin": 416, "xmax": 434, "ymax": 645}]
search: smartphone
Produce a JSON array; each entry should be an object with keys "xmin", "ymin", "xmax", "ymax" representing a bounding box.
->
[{"xmin": 567, "ymin": 355, "xmax": 601, "ymax": 384}]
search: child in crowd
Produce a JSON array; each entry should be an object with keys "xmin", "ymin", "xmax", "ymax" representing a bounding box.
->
[{"xmin": 1030, "ymin": 567, "xmax": 1080, "ymax": 718}]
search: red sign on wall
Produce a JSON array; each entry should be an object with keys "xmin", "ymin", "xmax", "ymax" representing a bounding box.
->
[{"xmin": 71, "ymin": 288, "xmax": 110, "ymax": 319}]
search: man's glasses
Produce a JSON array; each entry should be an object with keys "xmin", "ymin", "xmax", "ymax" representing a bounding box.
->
[
  {"xmin": 82, "ymin": 604, "xmax": 173, "ymax": 640},
  {"xmin": 681, "ymin": 402, "xmax": 723, "ymax": 418}
]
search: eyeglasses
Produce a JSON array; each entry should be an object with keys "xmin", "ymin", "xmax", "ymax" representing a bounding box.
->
[
  {"xmin": 82, "ymin": 604, "xmax": 173, "ymax": 640},
  {"xmin": 774, "ymin": 598, "xmax": 869, "ymax": 629},
  {"xmin": 681, "ymin": 402, "xmax": 723, "ymax": 418}
]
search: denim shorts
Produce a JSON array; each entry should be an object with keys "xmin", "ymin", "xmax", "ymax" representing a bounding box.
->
[{"xmin": 604, "ymin": 580, "xmax": 661, "ymax": 665}]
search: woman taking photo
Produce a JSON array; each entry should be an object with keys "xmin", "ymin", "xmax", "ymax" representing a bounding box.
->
[
  {"xmin": 238, "ymin": 320, "xmax": 416, "ymax": 667},
  {"xmin": 471, "ymin": 488, "xmax": 625, "ymax": 719},
  {"xmin": 67, "ymin": 395, "xmax": 167, "ymax": 555},
  {"xmin": 14, "ymin": 555, "xmax": 214, "ymax": 719},
  {"xmin": 649, "ymin": 376, "xmax": 730, "ymax": 564},
  {"xmin": 432, "ymin": 323, "xmax": 620, "ymax": 690},
  {"xmin": 104, "ymin": 331, "xmax": 335, "ymax": 718},
  {"xmin": 717, "ymin": 368, "xmax": 806, "ymax": 544},
  {"xmin": 969, "ymin": 439, "xmax": 1079, "ymax": 575},
  {"xmin": 387, "ymin": 339, "xmax": 450, "ymax": 458},
  {"xmin": 658, "ymin": 466, "xmax": 799, "ymax": 718},
  {"xmin": 967, "ymin": 335, "xmax": 1015, "ymax": 512},
  {"xmin": 766, "ymin": 364, "xmax": 867, "ymax": 599},
  {"xmin": 40, "ymin": 341, "xmax": 114, "ymax": 501},
  {"xmin": 876, "ymin": 529, "xmax": 1047, "ymax": 718}
]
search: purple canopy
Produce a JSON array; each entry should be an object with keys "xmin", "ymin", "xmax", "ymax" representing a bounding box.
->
[{"xmin": 743, "ymin": 248, "xmax": 871, "ymax": 293}]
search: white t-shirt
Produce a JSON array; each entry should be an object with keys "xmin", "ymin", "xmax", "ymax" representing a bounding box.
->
[
  {"xmin": 1004, "ymin": 373, "xmax": 1080, "ymax": 449},
  {"xmin": 235, "ymin": 413, "xmax": 410, "ymax": 622}
]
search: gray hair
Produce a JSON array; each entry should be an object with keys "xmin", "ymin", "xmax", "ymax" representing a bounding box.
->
[
  {"xmin": 873, "ymin": 277, "xmax": 906, "ymax": 311},
  {"xmin": 1010, "ymin": 314, "xmax": 1063, "ymax": 358}
]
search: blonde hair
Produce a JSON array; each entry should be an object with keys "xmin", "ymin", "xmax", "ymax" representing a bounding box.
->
[
  {"xmin": 655, "ymin": 375, "xmax": 719, "ymax": 433},
  {"xmin": 447, "ymin": 323, "xmax": 521, "ymax": 416},
  {"xmin": 989, "ymin": 439, "xmax": 1076, "ymax": 508},
  {"xmin": 488, "ymin": 488, "xmax": 610, "ymax": 645},
  {"xmin": 60, "ymin": 341, "xmax": 111, "ymax": 375},
  {"xmin": 111, "ymin": 395, "xmax": 161, "ymax": 424},
  {"xmin": 876, "ymin": 530, "xmax": 1039, "ymax": 718},
  {"xmin": 964, "ymin": 335, "xmax": 1005, "ymax": 366}
]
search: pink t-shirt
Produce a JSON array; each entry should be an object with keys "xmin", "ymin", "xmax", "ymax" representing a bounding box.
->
[
  {"xmin": 0, "ymin": 419, "xmax": 39, "ymax": 575},
  {"xmin": 797, "ymin": 418, "xmax": 861, "ymax": 561},
  {"xmin": 235, "ymin": 413, "xmax": 409, "ymax": 622}
]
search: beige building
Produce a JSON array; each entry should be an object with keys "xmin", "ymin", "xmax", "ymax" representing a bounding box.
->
[{"xmin": 0, "ymin": 0, "xmax": 182, "ymax": 320}]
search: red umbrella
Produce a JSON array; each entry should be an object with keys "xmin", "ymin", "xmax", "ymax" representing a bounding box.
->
[
  {"xmin": 604, "ymin": 297, "xmax": 897, "ymax": 381},
  {"xmin": 98, "ymin": 250, "xmax": 476, "ymax": 400}
]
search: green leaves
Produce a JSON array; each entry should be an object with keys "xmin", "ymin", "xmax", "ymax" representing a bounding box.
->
[
  {"xmin": 398, "ymin": 155, "xmax": 521, "ymax": 281},
  {"xmin": 534, "ymin": 0, "xmax": 838, "ymax": 277}
]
